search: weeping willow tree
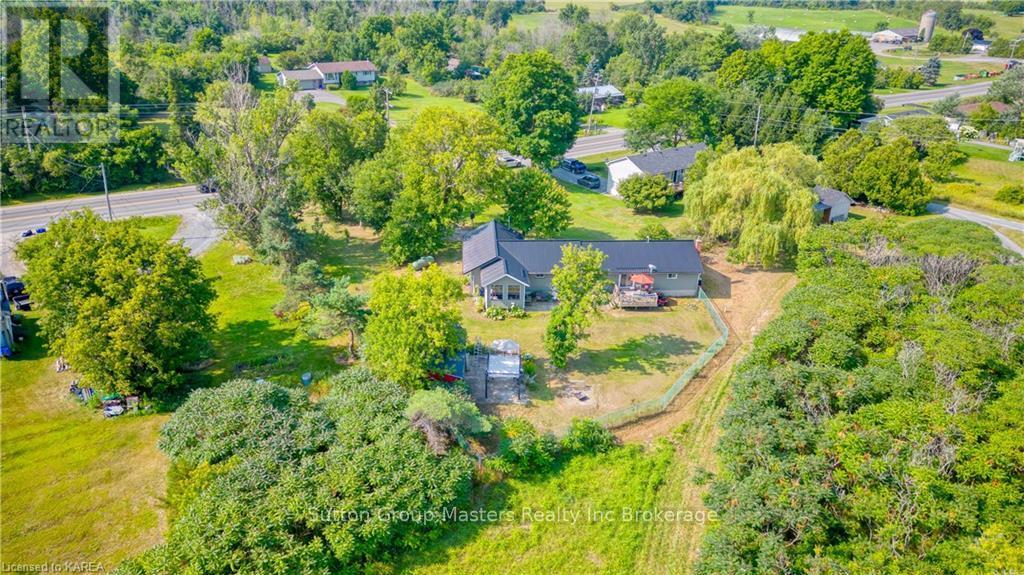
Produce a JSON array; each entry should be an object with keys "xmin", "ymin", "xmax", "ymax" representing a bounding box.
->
[{"xmin": 684, "ymin": 143, "xmax": 819, "ymax": 267}]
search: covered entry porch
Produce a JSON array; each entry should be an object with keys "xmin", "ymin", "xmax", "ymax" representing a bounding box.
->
[{"xmin": 480, "ymin": 276, "xmax": 527, "ymax": 309}]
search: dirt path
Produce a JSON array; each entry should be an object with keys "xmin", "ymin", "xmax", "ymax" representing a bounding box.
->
[{"xmin": 615, "ymin": 248, "xmax": 798, "ymax": 574}]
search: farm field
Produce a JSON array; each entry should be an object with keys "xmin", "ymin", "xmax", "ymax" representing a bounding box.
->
[
  {"xmin": 963, "ymin": 8, "xmax": 1024, "ymax": 38},
  {"xmin": 0, "ymin": 217, "xmax": 181, "ymax": 566},
  {"xmin": 713, "ymin": 5, "xmax": 915, "ymax": 32}
]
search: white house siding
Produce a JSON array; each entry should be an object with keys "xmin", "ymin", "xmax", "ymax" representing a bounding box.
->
[{"xmin": 607, "ymin": 158, "xmax": 643, "ymax": 196}]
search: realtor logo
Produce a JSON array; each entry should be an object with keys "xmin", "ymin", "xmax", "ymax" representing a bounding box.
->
[{"xmin": 2, "ymin": 1, "xmax": 119, "ymax": 143}]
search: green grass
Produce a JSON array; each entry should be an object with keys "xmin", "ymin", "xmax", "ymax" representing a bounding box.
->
[
  {"xmin": 398, "ymin": 443, "xmax": 676, "ymax": 574},
  {"xmin": 561, "ymin": 183, "xmax": 688, "ymax": 241},
  {"xmin": 930, "ymin": 143, "xmax": 1024, "ymax": 220},
  {"xmin": 338, "ymin": 78, "xmax": 481, "ymax": 125},
  {"xmin": 584, "ymin": 106, "xmax": 632, "ymax": 131},
  {"xmin": 713, "ymin": 5, "xmax": 914, "ymax": 32},
  {"xmin": 0, "ymin": 215, "xmax": 184, "ymax": 565},
  {"xmin": 963, "ymin": 8, "xmax": 1024, "ymax": 39},
  {"xmin": 198, "ymin": 241, "xmax": 339, "ymax": 384},
  {"xmin": 456, "ymin": 297, "xmax": 718, "ymax": 430},
  {"xmin": 876, "ymin": 55, "xmax": 1006, "ymax": 87}
]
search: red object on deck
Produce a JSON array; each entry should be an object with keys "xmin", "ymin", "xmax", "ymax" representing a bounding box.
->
[{"xmin": 629, "ymin": 273, "xmax": 654, "ymax": 285}]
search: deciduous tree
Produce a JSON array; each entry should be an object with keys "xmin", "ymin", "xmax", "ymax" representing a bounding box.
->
[
  {"xmin": 684, "ymin": 143, "xmax": 818, "ymax": 266},
  {"xmin": 544, "ymin": 245, "xmax": 610, "ymax": 367},
  {"xmin": 496, "ymin": 167, "xmax": 572, "ymax": 237},
  {"xmin": 484, "ymin": 51, "xmax": 582, "ymax": 167},
  {"xmin": 618, "ymin": 173, "xmax": 675, "ymax": 212},
  {"xmin": 18, "ymin": 211, "xmax": 215, "ymax": 397},
  {"xmin": 626, "ymin": 78, "xmax": 721, "ymax": 149},
  {"xmin": 853, "ymin": 137, "xmax": 931, "ymax": 215},
  {"xmin": 363, "ymin": 266, "xmax": 465, "ymax": 387}
]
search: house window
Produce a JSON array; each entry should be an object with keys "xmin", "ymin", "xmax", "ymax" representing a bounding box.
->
[
  {"xmin": 534, "ymin": 274, "xmax": 545, "ymax": 278},
  {"xmin": 667, "ymin": 273, "xmax": 678, "ymax": 280}
]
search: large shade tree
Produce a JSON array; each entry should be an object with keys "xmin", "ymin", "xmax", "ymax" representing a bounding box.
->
[
  {"xmin": 684, "ymin": 143, "xmax": 819, "ymax": 267},
  {"xmin": 495, "ymin": 167, "xmax": 573, "ymax": 237},
  {"xmin": 363, "ymin": 266, "xmax": 466, "ymax": 387},
  {"xmin": 483, "ymin": 50, "xmax": 583, "ymax": 167},
  {"xmin": 17, "ymin": 211, "xmax": 215, "ymax": 396},
  {"xmin": 626, "ymin": 78, "xmax": 722, "ymax": 150}
]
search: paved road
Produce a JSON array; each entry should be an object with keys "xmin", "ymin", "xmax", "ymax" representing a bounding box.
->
[
  {"xmin": 1, "ymin": 185, "xmax": 216, "ymax": 274},
  {"xmin": 568, "ymin": 128, "xmax": 627, "ymax": 158},
  {"xmin": 880, "ymin": 81, "xmax": 993, "ymax": 106},
  {"xmin": 927, "ymin": 202, "xmax": 1024, "ymax": 255}
]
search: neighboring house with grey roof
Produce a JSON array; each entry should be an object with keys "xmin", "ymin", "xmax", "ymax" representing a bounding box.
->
[
  {"xmin": 462, "ymin": 221, "xmax": 703, "ymax": 309},
  {"xmin": 814, "ymin": 185, "xmax": 853, "ymax": 223},
  {"xmin": 577, "ymin": 84, "xmax": 625, "ymax": 111},
  {"xmin": 276, "ymin": 68, "xmax": 323, "ymax": 90},
  {"xmin": 606, "ymin": 143, "xmax": 707, "ymax": 196}
]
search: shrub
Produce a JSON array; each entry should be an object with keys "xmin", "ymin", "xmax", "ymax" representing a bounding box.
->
[
  {"xmin": 560, "ymin": 419, "xmax": 617, "ymax": 455},
  {"xmin": 490, "ymin": 417, "xmax": 558, "ymax": 476},
  {"xmin": 339, "ymin": 70, "xmax": 357, "ymax": 90},
  {"xmin": 995, "ymin": 184, "xmax": 1024, "ymax": 205},
  {"xmin": 637, "ymin": 222, "xmax": 673, "ymax": 240},
  {"xmin": 618, "ymin": 173, "xmax": 675, "ymax": 212}
]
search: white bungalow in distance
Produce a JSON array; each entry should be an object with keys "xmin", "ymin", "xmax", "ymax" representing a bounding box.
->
[{"xmin": 606, "ymin": 143, "xmax": 707, "ymax": 196}]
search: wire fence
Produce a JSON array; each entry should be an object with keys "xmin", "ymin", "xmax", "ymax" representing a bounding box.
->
[{"xmin": 591, "ymin": 288, "xmax": 730, "ymax": 430}]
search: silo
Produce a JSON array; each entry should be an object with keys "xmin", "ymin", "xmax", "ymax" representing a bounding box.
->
[{"xmin": 919, "ymin": 10, "xmax": 937, "ymax": 43}]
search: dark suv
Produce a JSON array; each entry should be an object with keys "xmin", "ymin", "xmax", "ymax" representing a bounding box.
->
[{"xmin": 560, "ymin": 158, "xmax": 587, "ymax": 174}]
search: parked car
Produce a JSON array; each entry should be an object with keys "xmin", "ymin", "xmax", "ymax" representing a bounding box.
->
[
  {"xmin": 560, "ymin": 158, "xmax": 586, "ymax": 174},
  {"xmin": 497, "ymin": 155, "xmax": 523, "ymax": 168},
  {"xmin": 198, "ymin": 180, "xmax": 219, "ymax": 194},
  {"xmin": 2, "ymin": 277, "xmax": 25, "ymax": 298},
  {"xmin": 577, "ymin": 174, "xmax": 601, "ymax": 189},
  {"xmin": 20, "ymin": 229, "xmax": 34, "ymax": 238},
  {"xmin": 34, "ymin": 227, "xmax": 47, "ymax": 234}
]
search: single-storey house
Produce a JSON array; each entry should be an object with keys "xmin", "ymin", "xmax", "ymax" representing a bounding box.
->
[
  {"xmin": 871, "ymin": 28, "xmax": 920, "ymax": 43},
  {"xmin": 462, "ymin": 221, "xmax": 703, "ymax": 309},
  {"xmin": 577, "ymin": 84, "xmax": 625, "ymax": 112},
  {"xmin": 814, "ymin": 185, "xmax": 852, "ymax": 223},
  {"xmin": 606, "ymin": 143, "xmax": 707, "ymax": 196},
  {"xmin": 309, "ymin": 60, "xmax": 377, "ymax": 86},
  {"xmin": 277, "ymin": 68, "xmax": 323, "ymax": 90},
  {"xmin": 256, "ymin": 55, "xmax": 273, "ymax": 73}
]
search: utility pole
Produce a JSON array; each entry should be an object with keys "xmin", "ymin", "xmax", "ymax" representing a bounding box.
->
[
  {"xmin": 752, "ymin": 103, "xmax": 763, "ymax": 147},
  {"xmin": 100, "ymin": 162, "xmax": 113, "ymax": 221},
  {"xmin": 584, "ymin": 65, "xmax": 601, "ymax": 136},
  {"xmin": 20, "ymin": 107, "xmax": 33, "ymax": 152},
  {"xmin": 381, "ymin": 87, "xmax": 392, "ymax": 126}
]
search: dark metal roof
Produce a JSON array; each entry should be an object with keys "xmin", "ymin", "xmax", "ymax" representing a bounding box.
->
[
  {"xmin": 619, "ymin": 143, "xmax": 707, "ymax": 175},
  {"xmin": 501, "ymin": 240, "xmax": 703, "ymax": 275},
  {"xmin": 464, "ymin": 221, "xmax": 703, "ymax": 284},
  {"xmin": 461, "ymin": 221, "xmax": 522, "ymax": 274},
  {"xmin": 814, "ymin": 185, "xmax": 852, "ymax": 209}
]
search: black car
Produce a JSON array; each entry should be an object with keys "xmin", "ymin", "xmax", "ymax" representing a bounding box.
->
[
  {"xmin": 198, "ymin": 180, "xmax": 219, "ymax": 194},
  {"xmin": 561, "ymin": 158, "xmax": 587, "ymax": 174},
  {"xmin": 2, "ymin": 277, "xmax": 25, "ymax": 299},
  {"xmin": 577, "ymin": 174, "xmax": 601, "ymax": 189}
]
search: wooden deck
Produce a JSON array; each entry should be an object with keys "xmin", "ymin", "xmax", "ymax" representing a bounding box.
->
[{"xmin": 613, "ymin": 285, "xmax": 659, "ymax": 308}]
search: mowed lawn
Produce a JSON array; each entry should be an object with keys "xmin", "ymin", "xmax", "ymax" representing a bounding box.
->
[
  {"xmin": 876, "ymin": 55, "xmax": 1007, "ymax": 87},
  {"xmin": 0, "ymin": 217, "xmax": 181, "ymax": 566},
  {"xmin": 398, "ymin": 443, "xmax": 676, "ymax": 575},
  {"xmin": 932, "ymin": 143, "xmax": 1024, "ymax": 221},
  {"xmin": 337, "ymin": 78, "xmax": 481, "ymax": 124},
  {"xmin": 459, "ymin": 298, "xmax": 719, "ymax": 431}
]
